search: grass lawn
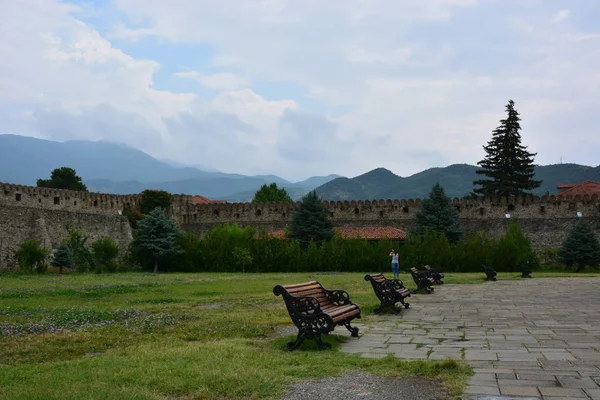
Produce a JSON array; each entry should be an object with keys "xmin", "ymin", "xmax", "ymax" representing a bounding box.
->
[{"xmin": 1, "ymin": 270, "xmax": 599, "ymax": 399}]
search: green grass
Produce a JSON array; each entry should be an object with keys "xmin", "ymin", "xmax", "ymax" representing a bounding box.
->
[{"xmin": 1, "ymin": 270, "xmax": 598, "ymax": 399}]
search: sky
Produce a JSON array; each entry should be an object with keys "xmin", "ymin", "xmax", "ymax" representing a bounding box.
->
[{"xmin": 1, "ymin": 0, "xmax": 599, "ymax": 182}]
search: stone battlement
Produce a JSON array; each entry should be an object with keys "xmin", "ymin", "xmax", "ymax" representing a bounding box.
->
[
  {"xmin": 1, "ymin": 181, "xmax": 599, "ymax": 255},
  {"xmin": 2, "ymin": 181, "xmax": 600, "ymax": 223}
]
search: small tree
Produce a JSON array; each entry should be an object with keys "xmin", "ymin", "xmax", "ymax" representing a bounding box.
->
[
  {"xmin": 288, "ymin": 191, "xmax": 334, "ymax": 249},
  {"xmin": 252, "ymin": 183, "xmax": 293, "ymax": 203},
  {"xmin": 473, "ymin": 100, "xmax": 541, "ymax": 197},
  {"xmin": 50, "ymin": 244, "xmax": 73, "ymax": 274},
  {"xmin": 134, "ymin": 208, "xmax": 180, "ymax": 273},
  {"xmin": 232, "ymin": 246, "xmax": 253, "ymax": 273},
  {"xmin": 64, "ymin": 226, "xmax": 93, "ymax": 272},
  {"xmin": 412, "ymin": 183, "xmax": 462, "ymax": 243},
  {"xmin": 558, "ymin": 220, "xmax": 600, "ymax": 271},
  {"xmin": 91, "ymin": 237, "xmax": 120, "ymax": 273},
  {"xmin": 139, "ymin": 189, "xmax": 174, "ymax": 215},
  {"xmin": 14, "ymin": 239, "xmax": 49, "ymax": 272},
  {"xmin": 37, "ymin": 167, "xmax": 88, "ymax": 192}
]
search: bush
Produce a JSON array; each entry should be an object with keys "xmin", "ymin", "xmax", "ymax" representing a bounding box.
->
[
  {"xmin": 558, "ymin": 219, "xmax": 600, "ymax": 271},
  {"xmin": 50, "ymin": 244, "xmax": 73, "ymax": 274},
  {"xmin": 91, "ymin": 237, "xmax": 120, "ymax": 273},
  {"xmin": 491, "ymin": 220, "xmax": 538, "ymax": 271},
  {"xmin": 14, "ymin": 239, "xmax": 49, "ymax": 273},
  {"xmin": 64, "ymin": 226, "xmax": 93, "ymax": 272}
]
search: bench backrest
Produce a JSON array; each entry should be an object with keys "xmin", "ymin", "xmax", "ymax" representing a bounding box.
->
[
  {"xmin": 273, "ymin": 281, "xmax": 331, "ymax": 312},
  {"xmin": 365, "ymin": 273, "xmax": 387, "ymax": 285}
]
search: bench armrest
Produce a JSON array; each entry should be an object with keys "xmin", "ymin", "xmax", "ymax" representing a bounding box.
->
[
  {"xmin": 288, "ymin": 295, "xmax": 322, "ymax": 315},
  {"xmin": 388, "ymin": 279, "xmax": 405, "ymax": 290},
  {"xmin": 323, "ymin": 289, "xmax": 352, "ymax": 306}
]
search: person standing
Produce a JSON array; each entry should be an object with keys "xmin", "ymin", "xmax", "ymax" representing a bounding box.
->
[{"xmin": 389, "ymin": 249, "xmax": 399, "ymax": 279}]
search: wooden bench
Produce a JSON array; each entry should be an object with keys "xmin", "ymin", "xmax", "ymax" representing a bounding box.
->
[
  {"xmin": 364, "ymin": 273, "xmax": 411, "ymax": 314},
  {"xmin": 423, "ymin": 265, "xmax": 444, "ymax": 284},
  {"xmin": 482, "ymin": 263, "xmax": 497, "ymax": 281},
  {"xmin": 409, "ymin": 267, "xmax": 435, "ymax": 293},
  {"xmin": 273, "ymin": 281, "xmax": 361, "ymax": 350}
]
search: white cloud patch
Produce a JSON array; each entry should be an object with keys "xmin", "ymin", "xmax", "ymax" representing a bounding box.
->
[
  {"xmin": 551, "ymin": 9, "xmax": 570, "ymax": 23},
  {"xmin": 1, "ymin": 0, "xmax": 599, "ymax": 182},
  {"xmin": 175, "ymin": 71, "xmax": 249, "ymax": 91}
]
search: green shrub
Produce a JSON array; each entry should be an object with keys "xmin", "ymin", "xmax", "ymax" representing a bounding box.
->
[
  {"xmin": 558, "ymin": 219, "xmax": 600, "ymax": 271},
  {"xmin": 91, "ymin": 237, "xmax": 120, "ymax": 273},
  {"xmin": 14, "ymin": 239, "xmax": 49, "ymax": 273},
  {"xmin": 50, "ymin": 244, "xmax": 73, "ymax": 274},
  {"xmin": 490, "ymin": 220, "xmax": 538, "ymax": 271},
  {"xmin": 64, "ymin": 226, "xmax": 93, "ymax": 272}
]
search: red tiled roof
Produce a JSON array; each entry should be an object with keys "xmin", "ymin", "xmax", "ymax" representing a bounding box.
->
[
  {"xmin": 191, "ymin": 195, "xmax": 226, "ymax": 204},
  {"xmin": 556, "ymin": 181, "xmax": 600, "ymax": 198},
  {"xmin": 269, "ymin": 226, "xmax": 407, "ymax": 240}
]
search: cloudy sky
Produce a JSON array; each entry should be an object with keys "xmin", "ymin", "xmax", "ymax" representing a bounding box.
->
[{"xmin": 1, "ymin": 1, "xmax": 599, "ymax": 181}]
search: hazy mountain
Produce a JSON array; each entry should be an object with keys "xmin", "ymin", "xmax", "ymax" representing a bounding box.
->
[
  {"xmin": 315, "ymin": 163, "xmax": 600, "ymax": 200},
  {"xmin": 0, "ymin": 134, "xmax": 216, "ymax": 184},
  {"xmin": 0, "ymin": 134, "xmax": 341, "ymax": 200}
]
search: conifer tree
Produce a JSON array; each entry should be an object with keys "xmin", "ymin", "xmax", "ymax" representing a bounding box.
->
[
  {"xmin": 412, "ymin": 183, "xmax": 462, "ymax": 243},
  {"xmin": 51, "ymin": 244, "xmax": 73, "ymax": 274},
  {"xmin": 473, "ymin": 100, "xmax": 541, "ymax": 197},
  {"xmin": 288, "ymin": 191, "xmax": 334, "ymax": 249},
  {"xmin": 558, "ymin": 220, "xmax": 600, "ymax": 271},
  {"xmin": 134, "ymin": 208, "xmax": 180, "ymax": 273},
  {"xmin": 37, "ymin": 167, "xmax": 88, "ymax": 192},
  {"xmin": 252, "ymin": 183, "xmax": 293, "ymax": 203}
]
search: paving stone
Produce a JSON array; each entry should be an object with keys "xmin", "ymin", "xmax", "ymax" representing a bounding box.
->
[
  {"xmin": 500, "ymin": 386, "xmax": 541, "ymax": 396},
  {"xmin": 538, "ymin": 387, "xmax": 588, "ymax": 397},
  {"xmin": 585, "ymin": 388, "xmax": 600, "ymax": 400},
  {"xmin": 556, "ymin": 375, "xmax": 599, "ymax": 389},
  {"xmin": 339, "ymin": 278, "xmax": 600, "ymax": 400}
]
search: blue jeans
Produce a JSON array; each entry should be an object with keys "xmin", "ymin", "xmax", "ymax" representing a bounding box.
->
[{"xmin": 392, "ymin": 262, "xmax": 399, "ymax": 278}]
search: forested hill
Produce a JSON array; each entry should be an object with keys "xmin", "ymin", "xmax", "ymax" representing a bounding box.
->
[{"xmin": 314, "ymin": 163, "xmax": 600, "ymax": 200}]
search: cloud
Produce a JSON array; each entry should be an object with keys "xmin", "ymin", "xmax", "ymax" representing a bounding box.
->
[
  {"xmin": 175, "ymin": 71, "xmax": 249, "ymax": 91},
  {"xmin": 551, "ymin": 9, "xmax": 570, "ymax": 23},
  {"xmin": 1, "ymin": 0, "xmax": 600, "ymax": 183}
]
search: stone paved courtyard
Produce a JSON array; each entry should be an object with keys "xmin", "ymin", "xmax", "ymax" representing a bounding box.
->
[{"xmin": 340, "ymin": 277, "xmax": 600, "ymax": 399}]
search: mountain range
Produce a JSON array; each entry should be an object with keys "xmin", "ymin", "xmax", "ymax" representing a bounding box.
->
[
  {"xmin": 1, "ymin": 134, "xmax": 598, "ymax": 201},
  {"xmin": 315, "ymin": 163, "xmax": 600, "ymax": 200},
  {"xmin": 0, "ymin": 135, "xmax": 339, "ymax": 201}
]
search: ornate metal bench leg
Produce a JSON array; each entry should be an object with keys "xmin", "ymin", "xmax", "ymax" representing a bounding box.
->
[
  {"xmin": 287, "ymin": 332, "xmax": 305, "ymax": 351},
  {"xmin": 374, "ymin": 303, "xmax": 384, "ymax": 314},
  {"xmin": 404, "ymin": 301, "xmax": 410, "ymax": 309},
  {"xmin": 342, "ymin": 321, "xmax": 360, "ymax": 337},
  {"xmin": 315, "ymin": 334, "xmax": 332, "ymax": 349}
]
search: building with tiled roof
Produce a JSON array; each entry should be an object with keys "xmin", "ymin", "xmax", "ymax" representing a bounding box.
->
[
  {"xmin": 556, "ymin": 181, "xmax": 600, "ymax": 198},
  {"xmin": 191, "ymin": 195, "xmax": 227, "ymax": 204},
  {"xmin": 269, "ymin": 226, "xmax": 407, "ymax": 241}
]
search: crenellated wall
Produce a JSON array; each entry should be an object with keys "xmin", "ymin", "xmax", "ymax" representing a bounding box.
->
[
  {"xmin": 1, "ymin": 181, "xmax": 599, "ymax": 260},
  {"xmin": 178, "ymin": 194, "xmax": 600, "ymax": 250}
]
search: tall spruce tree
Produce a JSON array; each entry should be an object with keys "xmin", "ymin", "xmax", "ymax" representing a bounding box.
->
[
  {"xmin": 50, "ymin": 244, "xmax": 73, "ymax": 274},
  {"xmin": 473, "ymin": 100, "xmax": 541, "ymax": 197},
  {"xmin": 134, "ymin": 208, "xmax": 180, "ymax": 273},
  {"xmin": 558, "ymin": 220, "xmax": 600, "ymax": 271},
  {"xmin": 412, "ymin": 183, "xmax": 462, "ymax": 243},
  {"xmin": 288, "ymin": 191, "xmax": 334, "ymax": 249}
]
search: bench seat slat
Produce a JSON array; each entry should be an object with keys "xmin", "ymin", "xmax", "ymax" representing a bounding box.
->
[
  {"xmin": 332, "ymin": 309, "xmax": 361, "ymax": 324},
  {"xmin": 322, "ymin": 305, "xmax": 359, "ymax": 318}
]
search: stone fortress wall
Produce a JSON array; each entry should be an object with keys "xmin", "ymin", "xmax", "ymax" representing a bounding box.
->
[{"xmin": 1, "ymin": 181, "xmax": 599, "ymax": 264}]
